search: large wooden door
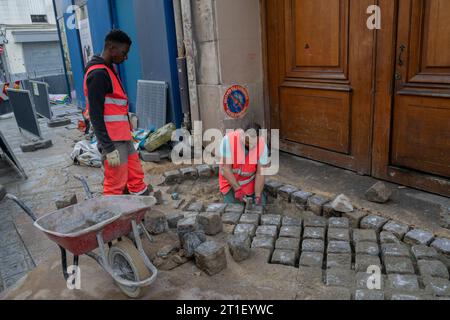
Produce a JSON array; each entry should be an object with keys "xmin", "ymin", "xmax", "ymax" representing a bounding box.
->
[
  {"xmin": 266, "ymin": 0, "xmax": 376, "ymax": 174},
  {"xmin": 373, "ymin": 0, "xmax": 450, "ymax": 196}
]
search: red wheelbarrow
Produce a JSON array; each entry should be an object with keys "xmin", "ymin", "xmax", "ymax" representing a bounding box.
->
[{"xmin": 1, "ymin": 176, "xmax": 158, "ymax": 298}]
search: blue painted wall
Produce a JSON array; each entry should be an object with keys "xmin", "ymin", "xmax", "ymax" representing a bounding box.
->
[
  {"xmin": 59, "ymin": 0, "xmax": 86, "ymax": 107},
  {"xmin": 133, "ymin": 0, "xmax": 182, "ymax": 128},
  {"xmin": 86, "ymin": 0, "xmax": 112, "ymax": 55},
  {"xmin": 110, "ymin": 0, "xmax": 142, "ymax": 113}
]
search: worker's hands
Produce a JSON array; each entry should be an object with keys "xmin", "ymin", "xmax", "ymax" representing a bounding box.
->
[
  {"xmin": 234, "ymin": 187, "xmax": 246, "ymax": 203},
  {"xmin": 255, "ymin": 196, "xmax": 263, "ymax": 206},
  {"xmin": 106, "ymin": 150, "xmax": 121, "ymax": 168}
]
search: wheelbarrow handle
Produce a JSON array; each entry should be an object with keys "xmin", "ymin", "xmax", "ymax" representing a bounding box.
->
[
  {"xmin": 5, "ymin": 194, "xmax": 38, "ymax": 222},
  {"xmin": 73, "ymin": 175, "xmax": 94, "ymax": 199}
]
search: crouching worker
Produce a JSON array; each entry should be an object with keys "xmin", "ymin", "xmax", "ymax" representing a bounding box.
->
[
  {"xmin": 83, "ymin": 29, "xmax": 150, "ymax": 196},
  {"xmin": 219, "ymin": 124, "xmax": 269, "ymax": 205}
]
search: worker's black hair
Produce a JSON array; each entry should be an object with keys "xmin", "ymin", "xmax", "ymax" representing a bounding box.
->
[{"xmin": 104, "ymin": 29, "xmax": 132, "ymax": 46}]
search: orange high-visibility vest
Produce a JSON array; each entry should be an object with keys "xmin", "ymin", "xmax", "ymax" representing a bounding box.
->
[
  {"xmin": 83, "ymin": 64, "xmax": 132, "ymax": 141},
  {"xmin": 219, "ymin": 130, "xmax": 265, "ymax": 195}
]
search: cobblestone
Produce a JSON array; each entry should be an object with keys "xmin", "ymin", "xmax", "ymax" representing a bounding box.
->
[
  {"xmin": 360, "ymin": 215, "xmax": 389, "ymax": 232},
  {"xmin": 355, "ymin": 255, "xmax": 382, "ymax": 273},
  {"xmin": 186, "ymin": 202, "xmax": 205, "ymax": 213},
  {"xmin": 327, "ymin": 241, "xmax": 351, "ymax": 255},
  {"xmin": 278, "ymin": 185, "xmax": 298, "ymax": 202},
  {"xmin": 261, "ymin": 214, "xmax": 282, "ymax": 228},
  {"xmin": 198, "ymin": 212, "xmax": 223, "ymax": 236},
  {"xmin": 423, "ymin": 277, "xmax": 450, "ymax": 297},
  {"xmin": 382, "ymin": 221, "xmax": 410, "ymax": 239},
  {"xmin": 252, "ymin": 236, "xmax": 275, "ymax": 250},
  {"xmin": 303, "ymin": 227, "xmax": 325, "ymax": 240},
  {"xmin": 326, "ymin": 254, "xmax": 352, "ymax": 270},
  {"xmin": 418, "ymin": 260, "xmax": 449, "ymax": 279},
  {"xmin": 225, "ymin": 204, "xmax": 245, "ymax": 214},
  {"xmin": 299, "ymin": 252, "xmax": 324, "ymax": 268},
  {"xmin": 328, "ymin": 217, "xmax": 349, "ymax": 229},
  {"xmin": 356, "ymin": 242, "xmax": 380, "ymax": 256},
  {"xmin": 353, "ymin": 229, "xmax": 378, "ymax": 244},
  {"xmin": 431, "ymin": 238, "xmax": 450, "ymax": 257},
  {"xmin": 279, "ymin": 226, "xmax": 301, "ymax": 239},
  {"xmin": 206, "ymin": 203, "xmax": 227, "ymax": 214},
  {"xmin": 355, "ymin": 290, "xmax": 385, "ymax": 300},
  {"xmin": 222, "ymin": 212, "xmax": 242, "ymax": 225},
  {"xmin": 255, "ymin": 225, "xmax": 279, "ymax": 239},
  {"xmin": 384, "ymin": 257, "xmax": 415, "ymax": 275},
  {"xmin": 307, "ymin": 195, "xmax": 330, "ymax": 216},
  {"xmin": 291, "ymin": 191, "xmax": 313, "ymax": 209},
  {"xmin": 275, "ymin": 238, "xmax": 300, "ymax": 251},
  {"xmin": 302, "ymin": 239, "xmax": 325, "ymax": 253},
  {"xmin": 356, "ymin": 272, "xmax": 385, "ymax": 290},
  {"xmin": 180, "ymin": 167, "xmax": 199, "ymax": 180},
  {"xmin": 167, "ymin": 212, "xmax": 185, "ymax": 229},
  {"xmin": 326, "ymin": 269, "xmax": 355, "ymax": 288},
  {"xmin": 239, "ymin": 213, "xmax": 260, "ymax": 226},
  {"xmin": 381, "ymin": 243, "xmax": 411, "ymax": 258},
  {"xmin": 411, "ymin": 245, "xmax": 439, "ymax": 261},
  {"xmin": 380, "ymin": 231, "xmax": 401, "ymax": 244},
  {"xmin": 264, "ymin": 180, "xmax": 284, "ymax": 198},
  {"xmin": 387, "ymin": 274, "xmax": 420, "ymax": 291},
  {"xmin": 271, "ymin": 249, "xmax": 298, "ymax": 267},
  {"xmin": 282, "ymin": 216, "xmax": 302, "ymax": 227},
  {"xmin": 404, "ymin": 229, "xmax": 435, "ymax": 246},
  {"xmin": 304, "ymin": 216, "xmax": 327, "ymax": 228},
  {"xmin": 328, "ymin": 228, "xmax": 350, "ymax": 242},
  {"xmin": 194, "ymin": 241, "xmax": 227, "ymax": 276},
  {"xmin": 228, "ymin": 235, "xmax": 251, "ymax": 262},
  {"xmin": 234, "ymin": 224, "xmax": 257, "ymax": 238}
]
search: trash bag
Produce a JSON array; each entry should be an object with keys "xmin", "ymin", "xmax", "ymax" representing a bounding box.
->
[{"xmin": 71, "ymin": 140, "xmax": 102, "ymax": 168}]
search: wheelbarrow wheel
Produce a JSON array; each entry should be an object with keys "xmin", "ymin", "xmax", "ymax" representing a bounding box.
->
[{"xmin": 108, "ymin": 241, "xmax": 151, "ymax": 299}]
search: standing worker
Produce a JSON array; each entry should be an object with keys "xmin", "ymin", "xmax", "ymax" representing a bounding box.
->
[{"xmin": 83, "ymin": 30, "xmax": 150, "ymax": 196}]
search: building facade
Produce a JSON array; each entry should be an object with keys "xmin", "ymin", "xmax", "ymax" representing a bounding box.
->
[{"xmin": 0, "ymin": 0, "xmax": 66, "ymax": 90}]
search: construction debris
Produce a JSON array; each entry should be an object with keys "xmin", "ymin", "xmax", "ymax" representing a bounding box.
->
[
  {"xmin": 365, "ymin": 182, "xmax": 392, "ymax": 204},
  {"xmin": 331, "ymin": 194, "xmax": 354, "ymax": 213},
  {"xmin": 55, "ymin": 194, "xmax": 77, "ymax": 210},
  {"xmin": 20, "ymin": 139, "xmax": 53, "ymax": 153}
]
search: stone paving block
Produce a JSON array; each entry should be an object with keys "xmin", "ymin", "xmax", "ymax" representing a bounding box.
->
[
  {"xmin": 182, "ymin": 231, "xmax": 207, "ymax": 258},
  {"xmin": 389, "ymin": 292, "xmax": 426, "ymax": 300},
  {"xmin": 177, "ymin": 216, "xmax": 199, "ymax": 238},
  {"xmin": 225, "ymin": 204, "xmax": 245, "ymax": 214},
  {"xmin": 423, "ymin": 277, "xmax": 450, "ymax": 297},
  {"xmin": 327, "ymin": 241, "xmax": 351, "ymax": 255},
  {"xmin": 353, "ymin": 229, "xmax": 378, "ymax": 244},
  {"xmin": 360, "ymin": 215, "xmax": 389, "ymax": 232},
  {"xmin": 411, "ymin": 245, "xmax": 439, "ymax": 261},
  {"xmin": 245, "ymin": 205, "xmax": 265, "ymax": 215},
  {"xmin": 261, "ymin": 214, "xmax": 282, "ymax": 228},
  {"xmin": 328, "ymin": 217, "xmax": 350, "ymax": 229},
  {"xmin": 326, "ymin": 254, "xmax": 352, "ymax": 270},
  {"xmin": 55, "ymin": 194, "xmax": 77, "ymax": 210},
  {"xmin": 384, "ymin": 257, "xmax": 415, "ymax": 275},
  {"xmin": 167, "ymin": 212, "xmax": 185, "ymax": 229},
  {"xmin": 228, "ymin": 235, "xmax": 251, "ymax": 262},
  {"xmin": 194, "ymin": 241, "xmax": 227, "ymax": 276},
  {"xmin": 302, "ymin": 239, "xmax": 325, "ymax": 253},
  {"xmin": 240, "ymin": 213, "xmax": 261, "ymax": 226},
  {"xmin": 307, "ymin": 195, "xmax": 330, "ymax": 216},
  {"xmin": 304, "ymin": 216, "xmax": 327, "ymax": 228},
  {"xmin": 356, "ymin": 272, "xmax": 385, "ymax": 290},
  {"xmin": 431, "ymin": 238, "xmax": 450, "ymax": 257},
  {"xmin": 343, "ymin": 210, "xmax": 367, "ymax": 229},
  {"xmin": 206, "ymin": 203, "xmax": 227, "ymax": 214},
  {"xmin": 196, "ymin": 164, "xmax": 212, "ymax": 179},
  {"xmin": 279, "ymin": 226, "xmax": 301, "ymax": 239},
  {"xmin": 264, "ymin": 180, "xmax": 284, "ymax": 198},
  {"xmin": 387, "ymin": 274, "xmax": 420, "ymax": 291},
  {"xmin": 380, "ymin": 231, "xmax": 401, "ymax": 244},
  {"xmin": 186, "ymin": 202, "xmax": 205, "ymax": 213},
  {"xmin": 326, "ymin": 269, "xmax": 355, "ymax": 288},
  {"xmin": 278, "ymin": 185, "xmax": 298, "ymax": 202},
  {"xmin": 275, "ymin": 237, "xmax": 300, "ymax": 251},
  {"xmin": 404, "ymin": 229, "xmax": 435, "ymax": 246},
  {"xmin": 381, "ymin": 243, "xmax": 411, "ymax": 258},
  {"xmin": 355, "ymin": 290, "xmax": 385, "ymax": 301},
  {"xmin": 365, "ymin": 181, "xmax": 392, "ymax": 204},
  {"xmin": 418, "ymin": 260, "xmax": 449, "ymax": 279},
  {"xmin": 271, "ymin": 249, "xmax": 297, "ymax": 267},
  {"xmin": 382, "ymin": 221, "xmax": 410, "ymax": 240},
  {"xmin": 222, "ymin": 212, "xmax": 242, "ymax": 225},
  {"xmin": 299, "ymin": 252, "xmax": 324, "ymax": 268},
  {"xmin": 255, "ymin": 225, "xmax": 278, "ymax": 239},
  {"xmin": 328, "ymin": 228, "xmax": 350, "ymax": 242},
  {"xmin": 291, "ymin": 191, "xmax": 313, "ymax": 209},
  {"xmin": 163, "ymin": 170, "xmax": 182, "ymax": 185},
  {"xmin": 145, "ymin": 211, "xmax": 168, "ymax": 235},
  {"xmin": 355, "ymin": 255, "xmax": 382, "ymax": 273},
  {"xmin": 330, "ymin": 194, "xmax": 354, "ymax": 213},
  {"xmin": 198, "ymin": 212, "xmax": 223, "ymax": 236},
  {"xmin": 234, "ymin": 224, "xmax": 256, "ymax": 238},
  {"xmin": 180, "ymin": 167, "xmax": 198, "ymax": 180},
  {"xmin": 356, "ymin": 242, "xmax": 380, "ymax": 256},
  {"xmin": 303, "ymin": 227, "xmax": 325, "ymax": 240},
  {"xmin": 252, "ymin": 236, "xmax": 275, "ymax": 250},
  {"xmin": 20, "ymin": 139, "xmax": 53, "ymax": 152}
]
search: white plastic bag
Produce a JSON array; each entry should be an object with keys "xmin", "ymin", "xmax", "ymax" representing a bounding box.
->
[{"xmin": 71, "ymin": 140, "xmax": 102, "ymax": 168}]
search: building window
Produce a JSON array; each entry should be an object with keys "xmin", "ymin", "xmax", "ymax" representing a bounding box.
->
[{"xmin": 31, "ymin": 15, "xmax": 48, "ymax": 23}]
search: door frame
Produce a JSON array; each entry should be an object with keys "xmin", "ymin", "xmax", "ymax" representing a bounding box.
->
[
  {"xmin": 261, "ymin": 0, "xmax": 450, "ymax": 196},
  {"xmin": 372, "ymin": 0, "xmax": 450, "ymax": 197}
]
